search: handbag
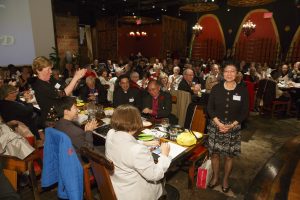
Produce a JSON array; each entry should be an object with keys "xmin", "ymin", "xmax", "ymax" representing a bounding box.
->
[{"xmin": 196, "ymin": 157, "xmax": 212, "ymax": 189}]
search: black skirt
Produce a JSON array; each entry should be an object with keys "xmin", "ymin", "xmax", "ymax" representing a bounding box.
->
[{"xmin": 207, "ymin": 120, "xmax": 241, "ymax": 157}]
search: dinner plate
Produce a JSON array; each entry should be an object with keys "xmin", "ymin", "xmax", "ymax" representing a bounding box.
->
[
  {"xmin": 142, "ymin": 121, "xmax": 152, "ymax": 127},
  {"xmin": 138, "ymin": 134, "xmax": 154, "ymax": 141}
]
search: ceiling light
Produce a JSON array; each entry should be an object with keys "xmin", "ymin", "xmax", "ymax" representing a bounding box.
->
[
  {"xmin": 242, "ymin": 20, "xmax": 256, "ymax": 37},
  {"xmin": 152, "ymin": 5, "xmax": 155, "ymax": 8}
]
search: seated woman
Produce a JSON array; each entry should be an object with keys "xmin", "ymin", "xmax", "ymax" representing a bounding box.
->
[
  {"xmin": 0, "ymin": 84, "xmax": 41, "ymax": 139},
  {"xmin": 106, "ymin": 105, "xmax": 171, "ymax": 200},
  {"xmin": 168, "ymin": 66, "xmax": 182, "ymax": 90},
  {"xmin": 79, "ymin": 76, "xmax": 107, "ymax": 104}
]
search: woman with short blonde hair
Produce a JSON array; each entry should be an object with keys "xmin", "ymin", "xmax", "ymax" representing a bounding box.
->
[{"xmin": 31, "ymin": 56, "xmax": 87, "ymax": 126}]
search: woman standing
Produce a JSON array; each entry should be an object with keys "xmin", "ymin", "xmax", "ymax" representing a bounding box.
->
[
  {"xmin": 207, "ymin": 63, "xmax": 248, "ymax": 193},
  {"xmin": 31, "ymin": 56, "xmax": 86, "ymax": 126},
  {"xmin": 105, "ymin": 105, "xmax": 171, "ymax": 200}
]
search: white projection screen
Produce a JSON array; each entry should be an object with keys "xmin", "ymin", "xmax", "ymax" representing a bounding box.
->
[{"xmin": 0, "ymin": 0, "xmax": 55, "ymax": 66}]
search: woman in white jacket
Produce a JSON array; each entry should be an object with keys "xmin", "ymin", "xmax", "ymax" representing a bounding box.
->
[{"xmin": 105, "ymin": 105, "xmax": 171, "ymax": 200}]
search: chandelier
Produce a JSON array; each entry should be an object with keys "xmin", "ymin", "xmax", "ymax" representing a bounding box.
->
[
  {"xmin": 192, "ymin": 23, "xmax": 203, "ymax": 36},
  {"xmin": 242, "ymin": 20, "xmax": 256, "ymax": 37}
]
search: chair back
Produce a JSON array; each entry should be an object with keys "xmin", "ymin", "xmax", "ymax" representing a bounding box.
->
[
  {"xmin": 256, "ymin": 79, "xmax": 276, "ymax": 108},
  {"xmin": 170, "ymin": 90, "xmax": 191, "ymax": 127},
  {"xmin": 42, "ymin": 128, "xmax": 83, "ymax": 200},
  {"xmin": 190, "ymin": 105, "xmax": 206, "ymax": 133},
  {"xmin": 80, "ymin": 147, "xmax": 117, "ymax": 200}
]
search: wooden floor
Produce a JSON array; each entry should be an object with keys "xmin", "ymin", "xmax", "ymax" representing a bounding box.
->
[
  {"xmin": 17, "ymin": 114, "xmax": 300, "ymax": 200},
  {"xmin": 288, "ymin": 161, "xmax": 300, "ymax": 200}
]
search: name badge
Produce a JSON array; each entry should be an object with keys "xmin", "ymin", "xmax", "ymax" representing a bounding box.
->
[
  {"xmin": 129, "ymin": 98, "xmax": 134, "ymax": 102},
  {"xmin": 233, "ymin": 95, "xmax": 241, "ymax": 101},
  {"xmin": 54, "ymin": 83, "xmax": 61, "ymax": 89}
]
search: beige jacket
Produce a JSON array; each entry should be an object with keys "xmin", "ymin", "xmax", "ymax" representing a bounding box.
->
[{"xmin": 105, "ymin": 129, "xmax": 171, "ymax": 200}]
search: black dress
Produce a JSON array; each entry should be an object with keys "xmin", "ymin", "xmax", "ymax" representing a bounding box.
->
[{"xmin": 206, "ymin": 82, "xmax": 249, "ymax": 156}]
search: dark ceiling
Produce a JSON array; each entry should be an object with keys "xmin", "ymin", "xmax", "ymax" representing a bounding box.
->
[
  {"xmin": 52, "ymin": 0, "xmax": 226, "ymax": 22},
  {"xmin": 52, "ymin": 0, "xmax": 299, "ymax": 25}
]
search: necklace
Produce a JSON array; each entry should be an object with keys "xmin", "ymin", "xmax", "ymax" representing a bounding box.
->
[{"xmin": 224, "ymin": 81, "xmax": 236, "ymax": 90}]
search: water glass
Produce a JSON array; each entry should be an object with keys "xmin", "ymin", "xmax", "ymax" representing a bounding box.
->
[
  {"xmin": 169, "ymin": 129, "xmax": 178, "ymax": 141},
  {"xmin": 161, "ymin": 118, "xmax": 169, "ymax": 129}
]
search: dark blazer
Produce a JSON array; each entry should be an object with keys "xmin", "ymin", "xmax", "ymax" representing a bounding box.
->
[
  {"xmin": 0, "ymin": 100, "xmax": 40, "ymax": 137},
  {"xmin": 142, "ymin": 90, "xmax": 172, "ymax": 119},
  {"xmin": 79, "ymin": 81, "xmax": 107, "ymax": 104},
  {"xmin": 178, "ymin": 79, "xmax": 193, "ymax": 95},
  {"xmin": 113, "ymin": 87, "xmax": 142, "ymax": 110}
]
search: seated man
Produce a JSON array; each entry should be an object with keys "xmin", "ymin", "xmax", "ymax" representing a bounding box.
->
[
  {"xmin": 0, "ymin": 84, "xmax": 41, "ymax": 139},
  {"xmin": 79, "ymin": 76, "xmax": 107, "ymax": 104},
  {"xmin": 205, "ymin": 64, "xmax": 222, "ymax": 93},
  {"xmin": 54, "ymin": 96, "xmax": 99, "ymax": 151},
  {"xmin": 113, "ymin": 74, "xmax": 142, "ymax": 110},
  {"xmin": 142, "ymin": 80, "xmax": 177, "ymax": 124},
  {"xmin": 178, "ymin": 68, "xmax": 201, "ymax": 96}
]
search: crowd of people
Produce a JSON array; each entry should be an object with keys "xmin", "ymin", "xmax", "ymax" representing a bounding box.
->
[{"xmin": 0, "ymin": 52, "xmax": 299, "ymax": 199}]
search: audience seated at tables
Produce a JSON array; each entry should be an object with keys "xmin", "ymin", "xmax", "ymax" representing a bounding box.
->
[
  {"xmin": 98, "ymin": 68, "xmax": 110, "ymax": 88},
  {"xmin": 245, "ymin": 66, "xmax": 260, "ymax": 83},
  {"xmin": 113, "ymin": 74, "xmax": 142, "ymax": 109},
  {"xmin": 168, "ymin": 66, "xmax": 182, "ymax": 91},
  {"xmin": 205, "ymin": 64, "xmax": 222, "ymax": 93},
  {"xmin": 54, "ymin": 96, "xmax": 99, "ymax": 151},
  {"xmin": 290, "ymin": 62, "xmax": 300, "ymax": 83},
  {"xmin": 79, "ymin": 76, "xmax": 107, "ymax": 104},
  {"xmin": 278, "ymin": 64, "xmax": 291, "ymax": 83},
  {"xmin": 178, "ymin": 69, "xmax": 201, "ymax": 98},
  {"xmin": 270, "ymin": 71, "xmax": 290, "ymax": 101},
  {"xmin": 18, "ymin": 66, "xmax": 32, "ymax": 92},
  {"xmin": 160, "ymin": 74, "xmax": 169, "ymax": 92},
  {"xmin": 142, "ymin": 80, "xmax": 177, "ymax": 124},
  {"xmin": 106, "ymin": 105, "xmax": 171, "ymax": 200},
  {"xmin": 0, "ymin": 84, "xmax": 41, "ymax": 139},
  {"xmin": 129, "ymin": 71, "xmax": 142, "ymax": 90},
  {"xmin": 50, "ymin": 68, "xmax": 66, "ymax": 91},
  {"xmin": 106, "ymin": 59, "xmax": 115, "ymax": 75}
]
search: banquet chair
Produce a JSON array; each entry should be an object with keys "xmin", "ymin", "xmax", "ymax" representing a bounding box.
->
[
  {"xmin": 177, "ymin": 105, "xmax": 208, "ymax": 189},
  {"xmin": 42, "ymin": 128, "xmax": 83, "ymax": 200},
  {"xmin": 80, "ymin": 146, "xmax": 117, "ymax": 200},
  {"xmin": 256, "ymin": 79, "xmax": 291, "ymax": 118},
  {"xmin": 1, "ymin": 151, "xmax": 41, "ymax": 200},
  {"xmin": 170, "ymin": 90, "xmax": 191, "ymax": 127}
]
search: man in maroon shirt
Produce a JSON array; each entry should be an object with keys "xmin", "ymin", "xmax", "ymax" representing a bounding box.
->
[{"xmin": 142, "ymin": 80, "xmax": 177, "ymax": 124}]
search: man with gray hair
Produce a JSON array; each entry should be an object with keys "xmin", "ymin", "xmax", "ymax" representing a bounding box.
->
[{"xmin": 178, "ymin": 68, "xmax": 201, "ymax": 95}]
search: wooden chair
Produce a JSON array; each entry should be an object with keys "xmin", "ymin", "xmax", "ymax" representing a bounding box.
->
[
  {"xmin": 1, "ymin": 151, "xmax": 41, "ymax": 200},
  {"xmin": 170, "ymin": 90, "xmax": 191, "ymax": 127},
  {"xmin": 256, "ymin": 79, "xmax": 291, "ymax": 118},
  {"xmin": 187, "ymin": 105, "xmax": 208, "ymax": 189},
  {"xmin": 80, "ymin": 147, "xmax": 117, "ymax": 200}
]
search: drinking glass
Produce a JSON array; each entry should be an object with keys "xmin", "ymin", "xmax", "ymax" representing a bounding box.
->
[
  {"xmin": 161, "ymin": 118, "xmax": 169, "ymax": 129},
  {"xmin": 169, "ymin": 129, "xmax": 178, "ymax": 141}
]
